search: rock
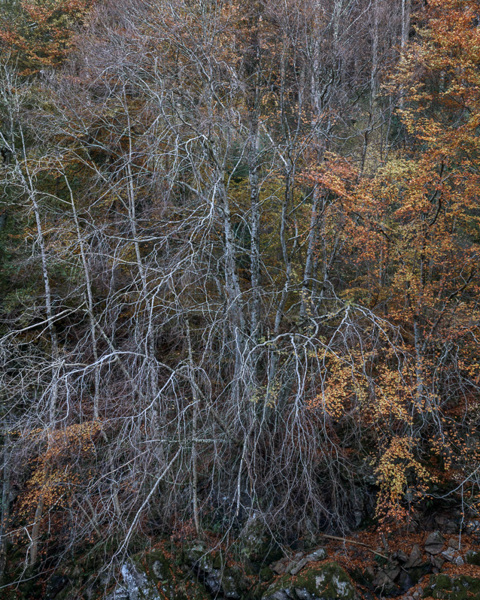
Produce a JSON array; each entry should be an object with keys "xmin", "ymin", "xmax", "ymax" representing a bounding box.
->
[
  {"xmin": 263, "ymin": 562, "xmax": 358, "ymax": 600},
  {"xmin": 281, "ymin": 549, "xmax": 328, "ymax": 577},
  {"xmin": 445, "ymin": 521, "xmax": 458, "ymax": 534},
  {"xmin": 441, "ymin": 548, "xmax": 457, "ymax": 563},
  {"xmin": 405, "ymin": 545, "xmax": 424, "ymax": 569},
  {"xmin": 425, "ymin": 532, "xmax": 445, "ymax": 555},
  {"xmin": 267, "ymin": 591, "xmax": 293, "ymax": 600},
  {"xmin": 295, "ymin": 589, "xmax": 313, "ymax": 600},
  {"xmin": 106, "ymin": 561, "xmax": 162, "ymax": 600},
  {"xmin": 466, "ymin": 521, "xmax": 480, "ymax": 536},
  {"xmin": 435, "ymin": 516, "xmax": 447, "ymax": 528},
  {"xmin": 430, "ymin": 554, "xmax": 445, "ymax": 570},
  {"xmin": 396, "ymin": 550, "xmax": 409, "ymax": 563},
  {"xmin": 354, "ymin": 510, "xmax": 363, "ymax": 528},
  {"xmin": 193, "ymin": 552, "xmax": 250, "ymax": 599},
  {"xmin": 152, "ymin": 560, "xmax": 165, "ymax": 580},
  {"xmin": 305, "ymin": 548, "xmax": 327, "ymax": 562},
  {"xmin": 234, "ymin": 513, "xmax": 282, "ymax": 566},
  {"xmin": 139, "ymin": 547, "xmax": 211, "ymax": 600},
  {"xmin": 273, "ymin": 560, "xmax": 288, "ymax": 575},
  {"xmin": 454, "ymin": 556, "xmax": 464, "ymax": 566},
  {"xmin": 422, "ymin": 573, "xmax": 480, "ymax": 600},
  {"xmin": 448, "ymin": 537, "xmax": 460, "ymax": 550},
  {"xmin": 290, "ymin": 558, "xmax": 310, "ymax": 576},
  {"xmin": 385, "ymin": 565, "xmax": 401, "ymax": 581},
  {"xmin": 373, "ymin": 570, "xmax": 397, "ymax": 595}
]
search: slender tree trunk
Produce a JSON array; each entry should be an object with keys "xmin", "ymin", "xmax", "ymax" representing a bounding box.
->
[
  {"xmin": 0, "ymin": 432, "xmax": 10, "ymax": 580},
  {"xmin": 186, "ymin": 319, "xmax": 200, "ymax": 534},
  {"xmin": 401, "ymin": 0, "xmax": 411, "ymax": 49},
  {"xmin": 29, "ymin": 493, "xmax": 44, "ymax": 567}
]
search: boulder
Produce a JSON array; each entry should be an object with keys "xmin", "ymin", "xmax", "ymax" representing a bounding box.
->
[
  {"xmin": 106, "ymin": 561, "xmax": 162, "ymax": 600},
  {"xmin": 395, "ymin": 550, "xmax": 409, "ymax": 563},
  {"xmin": 135, "ymin": 547, "xmax": 211, "ymax": 600},
  {"xmin": 405, "ymin": 545, "xmax": 424, "ymax": 569},
  {"xmin": 274, "ymin": 549, "xmax": 329, "ymax": 579},
  {"xmin": 305, "ymin": 549, "xmax": 328, "ymax": 563},
  {"xmin": 422, "ymin": 573, "xmax": 480, "ymax": 600},
  {"xmin": 373, "ymin": 570, "xmax": 398, "ymax": 595},
  {"xmin": 234, "ymin": 513, "xmax": 281, "ymax": 567},
  {"xmin": 425, "ymin": 532, "xmax": 445, "ymax": 556},
  {"xmin": 262, "ymin": 561, "xmax": 358, "ymax": 600}
]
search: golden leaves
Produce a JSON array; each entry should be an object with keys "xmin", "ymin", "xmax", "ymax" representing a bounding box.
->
[
  {"xmin": 375, "ymin": 436, "xmax": 432, "ymax": 529},
  {"xmin": 17, "ymin": 420, "xmax": 103, "ymax": 519}
]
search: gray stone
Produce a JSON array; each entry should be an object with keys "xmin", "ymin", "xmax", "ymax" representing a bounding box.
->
[
  {"xmin": 448, "ymin": 538, "xmax": 460, "ymax": 550},
  {"xmin": 373, "ymin": 570, "xmax": 397, "ymax": 594},
  {"xmin": 107, "ymin": 562, "xmax": 161, "ymax": 600},
  {"xmin": 441, "ymin": 548, "xmax": 457, "ymax": 563},
  {"xmin": 152, "ymin": 560, "xmax": 165, "ymax": 580},
  {"xmin": 263, "ymin": 562, "xmax": 357, "ymax": 600},
  {"xmin": 295, "ymin": 588, "xmax": 313, "ymax": 600},
  {"xmin": 405, "ymin": 545, "xmax": 424, "ymax": 569},
  {"xmin": 384, "ymin": 566, "xmax": 401, "ymax": 581},
  {"xmin": 306, "ymin": 548, "xmax": 327, "ymax": 562},
  {"xmin": 466, "ymin": 520, "xmax": 480, "ymax": 535},
  {"xmin": 290, "ymin": 558, "xmax": 309, "ymax": 576},
  {"xmin": 273, "ymin": 560, "xmax": 288, "ymax": 575},
  {"xmin": 422, "ymin": 573, "xmax": 480, "ymax": 600},
  {"xmin": 430, "ymin": 555, "xmax": 445, "ymax": 570},
  {"xmin": 269, "ymin": 589, "xmax": 294, "ymax": 600},
  {"xmin": 425, "ymin": 532, "xmax": 445, "ymax": 555}
]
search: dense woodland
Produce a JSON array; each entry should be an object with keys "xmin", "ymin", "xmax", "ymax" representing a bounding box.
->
[{"xmin": 0, "ymin": 0, "xmax": 480, "ymax": 597}]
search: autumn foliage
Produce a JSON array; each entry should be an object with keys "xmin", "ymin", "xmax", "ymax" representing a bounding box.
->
[
  {"xmin": 0, "ymin": 0, "xmax": 94, "ymax": 73},
  {"xmin": 0, "ymin": 0, "xmax": 479, "ymax": 585}
]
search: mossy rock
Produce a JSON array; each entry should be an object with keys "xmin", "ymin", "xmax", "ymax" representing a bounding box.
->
[
  {"xmin": 137, "ymin": 547, "xmax": 210, "ymax": 600},
  {"xmin": 423, "ymin": 574, "xmax": 480, "ymax": 600},
  {"xmin": 263, "ymin": 561, "xmax": 358, "ymax": 600},
  {"xmin": 232, "ymin": 516, "xmax": 282, "ymax": 570},
  {"xmin": 142, "ymin": 542, "xmax": 254, "ymax": 600}
]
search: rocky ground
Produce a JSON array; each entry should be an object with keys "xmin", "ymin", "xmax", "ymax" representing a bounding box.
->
[
  {"xmin": 8, "ymin": 517, "xmax": 480, "ymax": 600},
  {"xmin": 100, "ymin": 530, "xmax": 480, "ymax": 600}
]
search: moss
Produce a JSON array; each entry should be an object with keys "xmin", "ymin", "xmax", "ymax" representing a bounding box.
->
[
  {"xmin": 139, "ymin": 547, "xmax": 210, "ymax": 600},
  {"xmin": 264, "ymin": 562, "xmax": 357, "ymax": 600},
  {"xmin": 423, "ymin": 574, "xmax": 480, "ymax": 600}
]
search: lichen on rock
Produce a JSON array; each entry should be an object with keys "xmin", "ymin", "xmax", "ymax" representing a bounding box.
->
[
  {"xmin": 422, "ymin": 573, "xmax": 480, "ymax": 600},
  {"xmin": 262, "ymin": 561, "xmax": 358, "ymax": 600}
]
